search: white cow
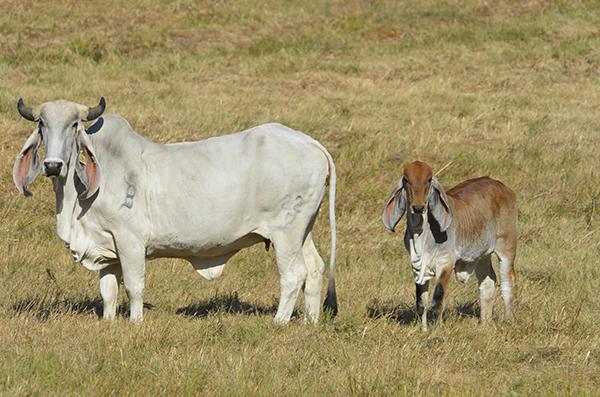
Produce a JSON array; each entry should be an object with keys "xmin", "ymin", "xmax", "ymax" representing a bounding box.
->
[{"xmin": 13, "ymin": 98, "xmax": 337, "ymax": 323}]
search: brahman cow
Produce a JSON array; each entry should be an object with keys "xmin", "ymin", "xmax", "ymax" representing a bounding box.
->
[
  {"xmin": 13, "ymin": 98, "xmax": 337, "ymax": 323},
  {"xmin": 382, "ymin": 161, "xmax": 517, "ymax": 331}
]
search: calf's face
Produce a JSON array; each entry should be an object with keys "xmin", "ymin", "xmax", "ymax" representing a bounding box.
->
[
  {"xmin": 382, "ymin": 161, "xmax": 453, "ymax": 234},
  {"xmin": 403, "ymin": 161, "xmax": 433, "ymax": 213}
]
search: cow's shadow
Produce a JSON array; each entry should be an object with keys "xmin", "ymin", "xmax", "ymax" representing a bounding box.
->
[
  {"xmin": 176, "ymin": 292, "xmax": 280, "ymax": 319},
  {"xmin": 366, "ymin": 299, "xmax": 479, "ymax": 324},
  {"xmin": 11, "ymin": 295, "xmax": 153, "ymax": 320}
]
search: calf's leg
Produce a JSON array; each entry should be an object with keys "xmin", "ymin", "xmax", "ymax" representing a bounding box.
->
[
  {"xmin": 495, "ymin": 237, "xmax": 516, "ymax": 321},
  {"xmin": 431, "ymin": 265, "xmax": 453, "ymax": 327},
  {"xmin": 416, "ymin": 281, "xmax": 430, "ymax": 332},
  {"xmin": 475, "ymin": 255, "xmax": 496, "ymax": 324}
]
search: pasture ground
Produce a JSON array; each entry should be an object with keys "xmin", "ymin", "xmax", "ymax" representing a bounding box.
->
[{"xmin": 0, "ymin": 0, "xmax": 599, "ymax": 395}]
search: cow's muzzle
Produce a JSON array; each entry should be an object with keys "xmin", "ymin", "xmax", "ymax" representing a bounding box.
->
[{"xmin": 43, "ymin": 160, "xmax": 63, "ymax": 177}]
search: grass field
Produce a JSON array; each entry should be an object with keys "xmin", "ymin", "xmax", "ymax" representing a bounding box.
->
[{"xmin": 1, "ymin": 0, "xmax": 599, "ymax": 395}]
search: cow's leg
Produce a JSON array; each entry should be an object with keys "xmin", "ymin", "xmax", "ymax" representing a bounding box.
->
[
  {"xmin": 302, "ymin": 232, "xmax": 325, "ymax": 324},
  {"xmin": 99, "ymin": 263, "xmax": 122, "ymax": 320},
  {"xmin": 431, "ymin": 264, "xmax": 453, "ymax": 327},
  {"xmin": 272, "ymin": 232, "xmax": 308, "ymax": 324},
  {"xmin": 118, "ymin": 244, "xmax": 146, "ymax": 323},
  {"xmin": 495, "ymin": 238, "xmax": 516, "ymax": 321},
  {"xmin": 416, "ymin": 281, "xmax": 430, "ymax": 332},
  {"xmin": 475, "ymin": 255, "xmax": 497, "ymax": 324}
]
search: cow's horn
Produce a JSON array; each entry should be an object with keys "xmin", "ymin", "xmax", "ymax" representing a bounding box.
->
[
  {"xmin": 17, "ymin": 98, "xmax": 37, "ymax": 122},
  {"xmin": 85, "ymin": 97, "xmax": 106, "ymax": 121}
]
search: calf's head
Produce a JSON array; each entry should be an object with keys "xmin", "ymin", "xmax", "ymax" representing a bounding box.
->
[
  {"xmin": 382, "ymin": 161, "xmax": 452, "ymax": 234},
  {"xmin": 13, "ymin": 98, "xmax": 105, "ymax": 198}
]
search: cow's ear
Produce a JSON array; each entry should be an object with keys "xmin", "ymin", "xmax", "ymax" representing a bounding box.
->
[
  {"xmin": 75, "ymin": 128, "xmax": 101, "ymax": 199},
  {"xmin": 382, "ymin": 178, "xmax": 408, "ymax": 232},
  {"xmin": 428, "ymin": 176, "xmax": 452, "ymax": 231},
  {"xmin": 13, "ymin": 128, "xmax": 42, "ymax": 197}
]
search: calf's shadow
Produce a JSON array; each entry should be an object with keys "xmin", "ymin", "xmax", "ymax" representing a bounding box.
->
[
  {"xmin": 366, "ymin": 299, "xmax": 479, "ymax": 324},
  {"xmin": 366, "ymin": 299, "xmax": 418, "ymax": 324}
]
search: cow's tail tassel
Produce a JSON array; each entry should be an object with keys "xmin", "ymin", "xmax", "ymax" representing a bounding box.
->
[{"xmin": 321, "ymin": 143, "xmax": 338, "ymax": 317}]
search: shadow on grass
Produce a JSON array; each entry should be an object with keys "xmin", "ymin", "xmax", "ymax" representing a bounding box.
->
[
  {"xmin": 366, "ymin": 298, "xmax": 480, "ymax": 324},
  {"xmin": 12, "ymin": 295, "xmax": 154, "ymax": 320},
  {"xmin": 176, "ymin": 292, "xmax": 280, "ymax": 319},
  {"xmin": 455, "ymin": 301, "xmax": 479, "ymax": 318},
  {"xmin": 366, "ymin": 299, "xmax": 418, "ymax": 324}
]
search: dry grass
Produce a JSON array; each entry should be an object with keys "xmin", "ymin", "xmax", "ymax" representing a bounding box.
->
[{"xmin": 1, "ymin": 0, "xmax": 599, "ymax": 395}]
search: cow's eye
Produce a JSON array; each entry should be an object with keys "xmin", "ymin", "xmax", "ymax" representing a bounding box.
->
[
  {"xmin": 39, "ymin": 120, "xmax": 44, "ymax": 127},
  {"xmin": 72, "ymin": 122, "xmax": 78, "ymax": 129}
]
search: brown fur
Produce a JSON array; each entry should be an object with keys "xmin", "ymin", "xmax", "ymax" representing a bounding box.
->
[
  {"xmin": 446, "ymin": 177, "xmax": 517, "ymax": 244},
  {"xmin": 432, "ymin": 265, "xmax": 453, "ymax": 322},
  {"xmin": 399, "ymin": 161, "xmax": 518, "ymax": 327},
  {"xmin": 403, "ymin": 161, "xmax": 432, "ymax": 208},
  {"xmin": 403, "ymin": 162, "xmax": 517, "ymax": 246}
]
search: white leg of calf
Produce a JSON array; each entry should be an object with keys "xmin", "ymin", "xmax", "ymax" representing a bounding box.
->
[
  {"xmin": 475, "ymin": 257, "xmax": 496, "ymax": 324},
  {"xmin": 99, "ymin": 264, "xmax": 121, "ymax": 320},
  {"xmin": 302, "ymin": 234, "xmax": 325, "ymax": 324},
  {"xmin": 498, "ymin": 255, "xmax": 515, "ymax": 321},
  {"xmin": 478, "ymin": 277, "xmax": 496, "ymax": 324}
]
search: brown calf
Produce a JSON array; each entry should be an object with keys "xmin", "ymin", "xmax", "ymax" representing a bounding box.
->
[{"xmin": 383, "ymin": 161, "xmax": 517, "ymax": 330}]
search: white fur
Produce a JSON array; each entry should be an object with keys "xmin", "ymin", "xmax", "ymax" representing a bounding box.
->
[{"xmin": 15, "ymin": 101, "xmax": 337, "ymax": 323}]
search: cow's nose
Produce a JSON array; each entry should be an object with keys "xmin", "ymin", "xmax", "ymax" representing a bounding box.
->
[
  {"xmin": 413, "ymin": 205, "xmax": 424, "ymax": 213},
  {"xmin": 44, "ymin": 161, "xmax": 63, "ymax": 176}
]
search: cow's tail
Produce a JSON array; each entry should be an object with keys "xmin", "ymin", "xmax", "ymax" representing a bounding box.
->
[{"xmin": 315, "ymin": 142, "xmax": 337, "ymax": 317}]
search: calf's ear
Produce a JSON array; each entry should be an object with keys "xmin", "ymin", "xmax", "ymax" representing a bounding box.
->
[
  {"xmin": 382, "ymin": 178, "xmax": 408, "ymax": 232},
  {"xmin": 13, "ymin": 129, "xmax": 42, "ymax": 197},
  {"xmin": 75, "ymin": 128, "xmax": 101, "ymax": 199},
  {"xmin": 428, "ymin": 176, "xmax": 452, "ymax": 231}
]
